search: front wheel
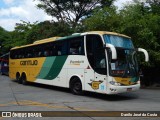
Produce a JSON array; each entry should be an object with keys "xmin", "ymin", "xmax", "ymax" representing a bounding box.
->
[
  {"xmin": 16, "ymin": 73, "xmax": 22, "ymax": 84},
  {"xmin": 70, "ymin": 78, "xmax": 82, "ymax": 95}
]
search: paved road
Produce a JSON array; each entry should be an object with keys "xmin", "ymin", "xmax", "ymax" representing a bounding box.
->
[{"xmin": 0, "ymin": 75, "xmax": 159, "ymax": 120}]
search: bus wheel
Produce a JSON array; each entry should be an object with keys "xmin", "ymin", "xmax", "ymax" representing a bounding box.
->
[
  {"xmin": 21, "ymin": 73, "xmax": 27, "ymax": 85},
  {"xmin": 70, "ymin": 77, "xmax": 82, "ymax": 95},
  {"xmin": 16, "ymin": 73, "xmax": 22, "ymax": 84}
]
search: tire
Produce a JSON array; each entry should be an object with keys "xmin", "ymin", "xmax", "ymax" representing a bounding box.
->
[
  {"xmin": 70, "ymin": 78, "xmax": 82, "ymax": 95},
  {"xmin": 21, "ymin": 74, "xmax": 27, "ymax": 85},
  {"xmin": 16, "ymin": 73, "xmax": 22, "ymax": 84}
]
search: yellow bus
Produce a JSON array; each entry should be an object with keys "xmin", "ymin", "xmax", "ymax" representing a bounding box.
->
[{"xmin": 9, "ymin": 31, "xmax": 149, "ymax": 95}]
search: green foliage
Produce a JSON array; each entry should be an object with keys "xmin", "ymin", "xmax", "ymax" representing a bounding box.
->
[
  {"xmin": 146, "ymin": 0, "xmax": 160, "ymax": 15},
  {"xmin": 1, "ymin": 0, "xmax": 160, "ymax": 68},
  {"xmin": 36, "ymin": 0, "xmax": 115, "ymax": 30},
  {"xmin": 0, "ymin": 27, "xmax": 11, "ymax": 54},
  {"xmin": 84, "ymin": 6, "xmax": 120, "ymax": 32},
  {"xmin": 119, "ymin": 3, "xmax": 160, "ymax": 67},
  {"xmin": 26, "ymin": 21, "xmax": 73, "ymax": 43},
  {"xmin": 84, "ymin": 2, "xmax": 160, "ymax": 67},
  {"xmin": 9, "ymin": 21, "xmax": 38, "ymax": 47}
]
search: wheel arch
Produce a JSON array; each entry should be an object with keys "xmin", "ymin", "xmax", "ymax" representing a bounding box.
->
[
  {"xmin": 16, "ymin": 72, "xmax": 20, "ymax": 78},
  {"xmin": 69, "ymin": 75, "xmax": 84, "ymax": 90}
]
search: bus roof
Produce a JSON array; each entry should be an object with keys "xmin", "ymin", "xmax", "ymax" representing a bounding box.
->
[
  {"xmin": 82, "ymin": 31, "xmax": 131, "ymax": 38},
  {"xmin": 11, "ymin": 37, "xmax": 61, "ymax": 50},
  {"xmin": 11, "ymin": 31, "xmax": 130, "ymax": 50}
]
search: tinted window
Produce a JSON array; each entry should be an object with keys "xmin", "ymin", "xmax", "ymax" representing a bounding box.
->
[
  {"xmin": 86, "ymin": 35, "xmax": 107, "ymax": 75},
  {"xmin": 68, "ymin": 37, "xmax": 84, "ymax": 55},
  {"xmin": 10, "ymin": 36, "xmax": 84, "ymax": 59}
]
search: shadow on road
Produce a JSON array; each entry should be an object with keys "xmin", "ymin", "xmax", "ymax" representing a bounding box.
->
[
  {"xmin": 20, "ymin": 81, "xmax": 139, "ymax": 101},
  {"xmin": 83, "ymin": 91, "xmax": 139, "ymax": 101}
]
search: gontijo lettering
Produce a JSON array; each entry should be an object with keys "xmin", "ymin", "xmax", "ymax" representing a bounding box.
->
[{"xmin": 20, "ymin": 60, "xmax": 38, "ymax": 66}]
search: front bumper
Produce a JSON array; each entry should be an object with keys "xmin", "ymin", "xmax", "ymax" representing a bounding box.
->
[{"xmin": 106, "ymin": 83, "xmax": 140, "ymax": 94}]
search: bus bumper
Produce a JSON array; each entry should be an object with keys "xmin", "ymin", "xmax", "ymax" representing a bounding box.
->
[{"xmin": 107, "ymin": 83, "xmax": 140, "ymax": 94}]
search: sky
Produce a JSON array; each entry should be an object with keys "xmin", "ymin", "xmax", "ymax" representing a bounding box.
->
[{"xmin": 0, "ymin": 0, "xmax": 133, "ymax": 31}]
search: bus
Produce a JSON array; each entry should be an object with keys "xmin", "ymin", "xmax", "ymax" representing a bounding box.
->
[
  {"xmin": 0, "ymin": 53, "xmax": 9, "ymax": 75},
  {"xmin": 9, "ymin": 31, "xmax": 149, "ymax": 95}
]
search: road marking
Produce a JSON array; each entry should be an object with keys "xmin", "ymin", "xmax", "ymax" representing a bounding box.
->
[
  {"xmin": 0, "ymin": 100, "xmax": 103, "ymax": 111},
  {"xmin": 0, "ymin": 104, "xmax": 6, "ymax": 107}
]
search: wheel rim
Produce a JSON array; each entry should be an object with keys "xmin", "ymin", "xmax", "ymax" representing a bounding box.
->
[{"xmin": 73, "ymin": 82, "xmax": 82, "ymax": 93}]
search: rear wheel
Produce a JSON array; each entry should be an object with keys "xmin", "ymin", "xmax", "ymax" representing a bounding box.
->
[{"xmin": 70, "ymin": 77, "xmax": 82, "ymax": 95}]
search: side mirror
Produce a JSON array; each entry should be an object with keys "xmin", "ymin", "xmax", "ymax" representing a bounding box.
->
[
  {"xmin": 137, "ymin": 48, "xmax": 149, "ymax": 62},
  {"xmin": 105, "ymin": 44, "xmax": 117, "ymax": 60}
]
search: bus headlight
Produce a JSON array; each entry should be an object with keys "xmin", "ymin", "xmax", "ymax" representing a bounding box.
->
[
  {"xmin": 109, "ymin": 81, "xmax": 121, "ymax": 86},
  {"xmin": 137, "ymin": 80, "xmax": 140, "ymax": 84}
]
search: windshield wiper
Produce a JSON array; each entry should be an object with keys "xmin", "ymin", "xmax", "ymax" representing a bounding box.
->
[{"xmin": 122, "ymin": 60, "xmax": 129, "ymax": 78}]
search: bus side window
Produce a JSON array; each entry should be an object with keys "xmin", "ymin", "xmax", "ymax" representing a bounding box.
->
[
  {"xmin": 44, "ymin": 43, "xmax": 54, "ymax": 57},
  {"xmin": 58, "ymin": 51, "xmax": 61, "ymax": 55},
  {"xmin": 37, "ymin": 46, "xmax": 43, "ymax": 57},
  {"xmin": 61, "ymin": 41, "xmax": 67, "ymax": 55},
  {"xmin": 55, "ymin": 41, "xmax": 67, "ymax": 56},
  {"xmin": 56, "ymin": 43, "xmax": 62, "ymax": 56},
  {"xmin": 52, "ymin": 44, "xmax": 58, "ymax": 56},
  {"xmin": 10, "ymin": 50, "xmax": 16, "ymax": 59},
  {"xmin": 44, "ymin": 50, "xmax": 49, "ymax": 56},
  {"xmin": 26, "ymin": 48, "xmax": 33, "ymax": 58},
  {"xmin": 68, "ymin": 37, "xmax": 84, "ymax": 55},
  {"xmin": 14, "ymin": 53, "xmax": 16, "ymax": 59},
  {"xmin": 17, "ymin": 50, "xmax": 23, "ymax": 59}
]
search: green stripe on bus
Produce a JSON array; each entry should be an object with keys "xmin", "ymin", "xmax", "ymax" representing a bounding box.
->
[
  {"xmin": 38, "ymin": 56, "xmax": 68, "ymax": 80},
  {"xmin": 44, "ymin": 56, "xmax": 68, "ymax": 80},
  {"xmin": 37, "ymin": 57, "xmax": 56, "ymax": 79}
]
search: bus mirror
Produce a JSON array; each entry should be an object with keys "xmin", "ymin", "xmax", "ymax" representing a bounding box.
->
[
  {"xmin": 137, "ymin": 48, "xmax": 149, "ymax": 62},
  {"xmin": 105, "ymin": 44, "xmax": 117, "ymax": 60}
]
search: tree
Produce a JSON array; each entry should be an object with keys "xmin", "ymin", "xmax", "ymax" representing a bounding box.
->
[
  {"xmin": 84, "ymin": 6, "xmax": 120, "ymax": 32},
  {"xmin": 146, "ymin": 0, "xmax": 160, "ymax": 15},
  {"xmin": 26, "ymin": 20, "xmax": 73, "ymax": 43},
  {"xmin": 36, "ymin": 0, "xmax": 115, "ymax": 30},
  {"xmin": 84, "ymin": 1, "xmax": 160, "ymax": 67},
  {"xmin": 119, "ymin": 3, "xmax": 160, "ymax": 66},
  {"xmin": 0, "ymin": 27, "xmax": 11, "ymax": 55},
  {"xmin": 10, "ymin": 21, "xmax": 38, "ymax": 46}
]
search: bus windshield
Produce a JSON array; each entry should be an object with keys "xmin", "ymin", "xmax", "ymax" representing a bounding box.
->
[
  {"xmin": 103, "ymin": 35, "xmax": 138, "ymax": 78},
  {"xmin": 103, "ymin": 34, "xmax": 134, "ymax": 49},
  {"xmin": 108, "ymin": 48, "xmax": 139, "ymax": 77}
]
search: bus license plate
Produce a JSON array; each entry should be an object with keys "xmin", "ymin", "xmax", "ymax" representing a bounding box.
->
[{"xmin": 127, "ymin": 88, "xmax": 132, "ymax": 91}]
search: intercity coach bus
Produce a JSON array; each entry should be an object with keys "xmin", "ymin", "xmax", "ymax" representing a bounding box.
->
[{"xmin": 9, "ymin": 31, "xmax": 149, "ymax": 95}]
